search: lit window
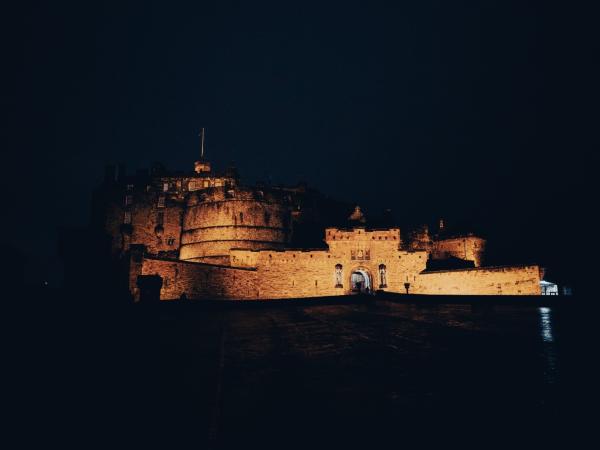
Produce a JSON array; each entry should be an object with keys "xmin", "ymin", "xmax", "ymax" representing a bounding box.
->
[
  {"xmin": 158, "ymin": 196, "xmax": 166, "ymax": 208},
  {"xmin": 124, "ymin": 195, "xmax": 133, "ymax": 206},
  {"xmin": 163, "ymin": 183, "xmax": 169, "ymax": 192},
  {"xmin": 189, "ymin": 181, "xmax": 196, "ymax": 190},
  {"xmin": 167, "ymin": 237, "xmax": 175, "ymax": 246},
  {"xmin": 203, "ymin": 180, "xmax": 210, "ymax": 188}
]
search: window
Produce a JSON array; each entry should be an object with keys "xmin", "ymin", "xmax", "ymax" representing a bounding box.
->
[
  {"xmin": 264, "ymin": 211, "xmax": 271, "ymax": 225},
  {"xmin": 157, "ymin": 212, "xmax": 164, "ymax": 226},
  {"xmin": 239, "ymin": 212, "xmax": 244, "ymax": 223},
  {"xmin": 167, "ymin": 237, "xmax": 175, "ymax": 246},
  {"xmin": 157, "ymin": 196, "xmax": 166, "ymax": 208},
  {"xmin": 124, "ymin": 195, "xmax": 133, "ymax": 206},
  {"xmin": 189, "ymin": 181, "xmax": 196, "ymax": 190},
  {"xmin": 123, "ymin": 211, "xmax": 132, "ymax": 224},
  {"xmin": 163, "ymin": 183, "xmax": 169, "ymax": 192},
  {"xmin": 203, "ymin": 180, "xmax": 210, "ymax": 188},
  {"xmin": 126, "ymin": 184, "xmax": 134, "ymax": 191}
]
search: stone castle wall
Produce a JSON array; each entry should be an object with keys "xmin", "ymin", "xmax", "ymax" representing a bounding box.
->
[
  {"xmin": 243, "ymin": 250, "xmax": 343, "ymax": 299},
  {"xmin": 416, "ymin": 265, "xmax": 541, "ymax": 295},
  {"xmin": 179, "ymin": 187, "xmax": 292, "ymax": 262},
  {"xmin": 138, "ymin": 256, "xmax": 259, "ymax": 300},
  {"xmin": 130, "ymin": 239, "xmax": 540, "ymax": 300},
  {"xmin": 431, "ymin": 236, "xmax": 486, "ymax": 267}
]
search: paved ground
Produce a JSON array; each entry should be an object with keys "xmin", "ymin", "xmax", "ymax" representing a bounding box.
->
[{"xmin": 159, "ymin": 299, "xmax": 591, "ymax": 448}]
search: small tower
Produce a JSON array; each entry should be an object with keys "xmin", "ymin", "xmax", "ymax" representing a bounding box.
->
[
  {"xmin": 348, "ymin": 205, "xmax": 366, "ymax": 224},
  {"xmin": 194, "ymin": 128, "xmax": 212, "ymax": 173}
]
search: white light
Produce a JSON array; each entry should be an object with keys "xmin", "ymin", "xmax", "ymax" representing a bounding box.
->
[{"xmin": 539, "ymin": 307, "xmax": 553, "ymax": 343}]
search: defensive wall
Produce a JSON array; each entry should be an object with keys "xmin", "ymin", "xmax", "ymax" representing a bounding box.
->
[
  {"xmin": 129, "ymin": 224, "xmax": 541, "ymax": 300},
  {"xmin": 136, "ymin": 255, "xmax": 259, "ymax": 300},
  {"xmin": 416, "ymin": 265, "xmax": 541, "ymax": 295},
  {"xmin": 430, "ymin": 236, "xmax": 486, "ymax": 267},
  {"xmin": 179, "ymin": 187, "xmax": 291, "ymax": 263}
]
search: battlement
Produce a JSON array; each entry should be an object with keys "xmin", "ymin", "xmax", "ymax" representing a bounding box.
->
[
  {"xmin": 325, "ymin": 227, "xmax": 401, "ymax": 243},
  {"xmin": 186, "ymin": 185, "xmax": 289, "ymax": 204}
]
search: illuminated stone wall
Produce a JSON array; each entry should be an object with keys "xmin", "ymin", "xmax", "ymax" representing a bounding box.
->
[
  {"xmin": 323, "ymin": 227, "xmax": 427, "ymax": 293},
  {"xmin": 431, "ymin": 236, "xmax": 486, "ymax": 267},
  {"xmin": 99, "ymin": 172, "xmax": 237, "ymax": 257},
  {"xmin": 129, "ymin": 227, "xmax": 540, "ymax": 299},
  {"xmin": 138, "ymin": 256, "xmax": 259, "ymax": 300},
  {"xmin": 179, "ymin": 187, "xmax": 292, "ymax": 262},
  {"xmin": 227, "ymin": 228, "xmax": 428, "ymax": 299},
  {"xmin": 129, "ymin": 193, "xmax": 184, "ymax": 256},
  {"xmin": 416, "ymin": 265, "xmax": 541, "ymax": 295}
]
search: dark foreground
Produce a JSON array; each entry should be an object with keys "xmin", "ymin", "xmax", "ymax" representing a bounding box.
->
[
  {"xmin": 155, "ymin": 296, "xmax": 595, "ymax": 448},
  {"xmin": 16, "ymin": 292, "xmax": 591, "ymax": 448}
]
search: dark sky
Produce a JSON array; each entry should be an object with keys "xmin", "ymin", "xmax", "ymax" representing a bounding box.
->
[{"xmin": 1, "ymin": 1, "xmax": 598, "ymax": 291}]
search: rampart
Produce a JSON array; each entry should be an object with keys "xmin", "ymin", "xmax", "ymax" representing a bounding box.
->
[
  {"xmin": 179, "ymin": 187, "xmax": 291, "ymax": 262},
  {"xmin": 417, "ymin": 265, "xmax": 541, "ymax": 295},
  {"xmin": 431, "ymin": 236, "xmax": 486, "ymax": 267},
  {"xmin": 137, "ymin": 256, "xmax": 259, "ymax": 300}
]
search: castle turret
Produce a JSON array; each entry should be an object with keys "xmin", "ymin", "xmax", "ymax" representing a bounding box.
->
[
  {"xmin": 179, "ymin": 186, "xmax": 292, "ymax": 265},
  {"xmin": 348, "ymin": 205, "xmax": 366, "ymax": 224}
]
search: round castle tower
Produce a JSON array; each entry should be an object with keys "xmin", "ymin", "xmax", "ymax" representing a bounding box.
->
[{"xmin": 179, "ymin": 186, "xmax": 292, "ymax": 264}]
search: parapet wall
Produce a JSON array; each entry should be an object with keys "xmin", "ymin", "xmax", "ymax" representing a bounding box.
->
[
  {"xmin": 416, "ymin": 265, "xmax": 541, "ymax": 295},
  {"xmin": 249, "ymin": 250, "xmax": 344, "ymax": 299},
  {"xmin": 325, "ymin": 227, "xmax": 402, "ymax": 246},
  {"xmin": 138, "ymin": 256, "xmax": 259, "ymax": 300}
]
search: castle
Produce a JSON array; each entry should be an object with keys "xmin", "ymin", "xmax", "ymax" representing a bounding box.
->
[{"xmin": 91, "ymin": 146, "xmax": 542, "ymax": 300}]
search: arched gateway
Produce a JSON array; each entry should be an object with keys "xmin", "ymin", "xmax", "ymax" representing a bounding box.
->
[{"xmin": 350, "ymin": 268, "xmax": 372, "ymax": 293}]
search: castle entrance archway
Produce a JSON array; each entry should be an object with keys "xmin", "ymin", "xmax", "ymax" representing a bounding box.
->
[{"xmin": 350, "ymin": 268, "xmax": 372, "ymax": 294}]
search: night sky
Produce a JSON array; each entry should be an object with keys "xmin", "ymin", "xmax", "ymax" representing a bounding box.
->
[{"xmin": 1, "ymin": 1, "xmax": 597, "ymax": 292}]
